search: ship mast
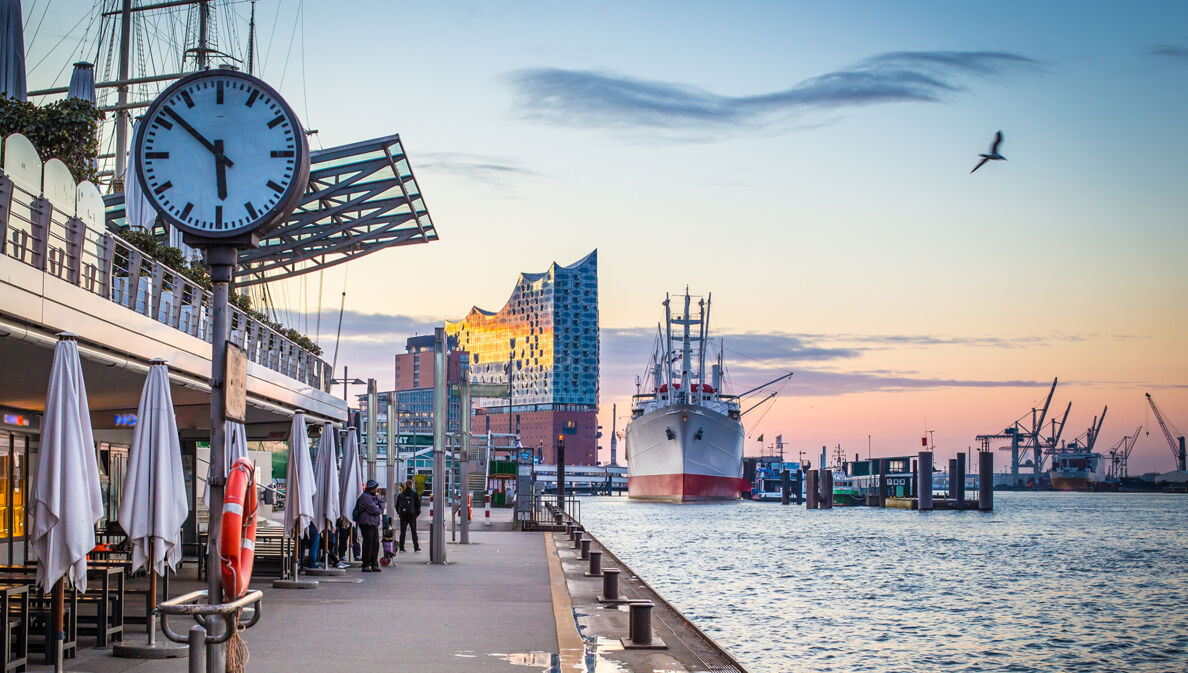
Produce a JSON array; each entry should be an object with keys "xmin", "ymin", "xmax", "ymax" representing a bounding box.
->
[
  {"xmin": 663, "ymin": 295, "xmax": 673, "ymax": 392},
  {"xmin": 697, "ymin": 295, "xmax": 708, "ymax": 394},
  {"xmin": 680, "ymin": 291, "xmax": 692, "ymax": 400}
]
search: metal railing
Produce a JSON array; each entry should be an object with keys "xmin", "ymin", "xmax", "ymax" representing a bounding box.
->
[
  {"xmin": 517, "ymin": 492, "xmax": 581, "ymax": 530},
  {"xmin": 0, "ymin": 170, "xmax": 332, "ymax": 391}
]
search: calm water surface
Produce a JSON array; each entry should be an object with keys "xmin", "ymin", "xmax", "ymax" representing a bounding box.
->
[{"xmin": 578, "ymin": 493, "xmax": 1188, "ymax": 673}]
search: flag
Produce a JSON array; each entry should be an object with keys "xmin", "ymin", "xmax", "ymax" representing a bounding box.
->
[
  {"xmin": 757, "ymin": 434, "xmax": 764, "ymax": 443},
  {"xmin": 922, "ymin": 436, "xmax": 928, "ymax": 446}
]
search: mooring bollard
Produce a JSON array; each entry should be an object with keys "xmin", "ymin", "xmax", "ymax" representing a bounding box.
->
[
  {"xmin": 979, "ymin": 450, "xmax": 994, "ymax": 511},
  {"xmin": 918, "ymin": 450, "xmax": 934, "ymax": 511},
  {"xmin": 554, "ymin": 512, "xmax": 563, "ymax": 524},
  {"xmin": 628, "ymin": 601, "xmax": 656, "ymax": 647},
  {"xmin": 580, "ymin": 538, "xmax": 591, "ymax": 560},
  {"xmin": 806, "ymin": 470, "xmax": 819, "ymax": 509},
  {"xmin": 187, "ymin": 624, "xmax": 205, "ymax": 673},
  {"xmin": 572, "ymin": 533, "xmax": 583, "ymax": 550},
  {"xmin": 587, "ymin": 550, "xmax": 603, "ymax": 576},
  {"xmin": 821, "ymin": 469, "xmax": 834, "ymax": 509},
  {"xmin": 956, "ymin": 452, "xmax": 967, "ymax": 509},
  {"xmin": 599, "ymin": 568, "xmax": 623, "ymax": 602}
]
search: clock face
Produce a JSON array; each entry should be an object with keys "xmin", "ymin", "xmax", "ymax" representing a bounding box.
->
[{"xmin": 133, "ymin": 70, "xmax": 308, "ymax": 239}]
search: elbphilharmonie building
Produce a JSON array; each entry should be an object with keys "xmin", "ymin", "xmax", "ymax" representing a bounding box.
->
[{"xmin": 446, "ymin": 251, "xmax": 599, "ymax": 465}]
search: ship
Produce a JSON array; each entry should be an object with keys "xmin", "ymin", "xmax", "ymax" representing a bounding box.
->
[
  {"xmin": 1047, "ymin": 407, "xmax": 1107, "ymax": 491},
  {"xmin": 625, "ymin": 290, "xmax": 791, "ymax": 501}
]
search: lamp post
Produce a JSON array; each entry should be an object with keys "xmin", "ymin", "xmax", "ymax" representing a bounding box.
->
[
  {"xmin": 330, "ymin": 368, "xmax": 365, "ymax": 402},
  {"xmin": 430, "ymin": 328, "xmax": 447, "ymax": 564}
]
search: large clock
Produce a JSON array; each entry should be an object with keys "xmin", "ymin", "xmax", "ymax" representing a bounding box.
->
[{"xmin": 133, "ymin": 68, "xmax": 309, "ymax": 241}]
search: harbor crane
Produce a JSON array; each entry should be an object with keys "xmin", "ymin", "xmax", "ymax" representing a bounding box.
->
[
  {"xmin": 1145, "ymin": 393, "xmax": 1186, "ymax": 472},
  {"xmin": 1105, "ymin": 426, "xmax": 1142, "ymax": 482},
  {"xmin": 976, "ymin": 378, "xmax": 1069, "ymax": 488}
]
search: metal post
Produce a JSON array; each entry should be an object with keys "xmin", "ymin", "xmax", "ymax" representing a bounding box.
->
[
  {"xmin": 205, "ymin": 245, "xmax": 235, "ymax": 673},
  {"xmin": 948, "ymin": 458, "xmax": 958, "ymax": 502},
  {"xmin": 781, "ymin": 466, "xmax": 790, "ymax": 505},
  {"xmin": 877, "ymin": 458, "xmax": 887, "ymax": 508},
  {"xmin": 187, "ymin": 625, "xmax": 206, "ymax": 673},
  {"xmin": 197, "ymin": 1, "xmax": 210, "ymax": 69},
  {"xmin": 430, "ymin": 328, "xmax": 447, "ymax": 564},
  {"xmin": 386, "ymin": 397, "xmax": 396, "ymax": 521},
  {"xmin": 805, "ymin": 470, "xmax": 818, "ymax": 509},
  {"xmin": 556, "ymin": 434, "xmax": 566, "ymax": 514},
  {"xmin": 918, "ymin": 451, "xmax": 933, "ymax": 511},
  {"xmin": 820, "ymin": 469, "xmax": 833, "ymax": 509},
  {"xmin": 460, "ymin": 369, "xmax": 472, "ymax": 544},
  {"xmin": 366, "ymin": 379, "xmax": 377, "ymax": 483}
]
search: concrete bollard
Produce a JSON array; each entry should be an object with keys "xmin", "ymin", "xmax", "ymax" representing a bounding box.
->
[
  {"xmin": 599, "ymin": 568, "xmax": 624, "ymax": 602},
  {"xmin": 979, "ymin": 450, "xmax": 994, "ymax": 511},
  {"xmin": 587, "ymin": 550, "xmax": 603, "ymax": 576},
  {"xmin": 580, "ymin": 538, "xmax": 591, "ymax": 560},
  {"xmin": 820, "ymin": 470, "xmax": 833, "ymax": 509},
  {"xmin": 918, "ymin": 451, "xmax": 933, "ymax": 511},
  {"xmin": 806, "ymin": 470, "xmax": 819, "ymax": 509}
]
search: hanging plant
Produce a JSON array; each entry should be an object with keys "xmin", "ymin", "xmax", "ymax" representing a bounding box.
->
[{"xmin": 0, "ymin": 95, "xmax": 104, "ymax": 183}]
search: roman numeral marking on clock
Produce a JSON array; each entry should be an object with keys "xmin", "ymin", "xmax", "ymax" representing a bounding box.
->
[
  {"xmin": 145, "ymin": 152, "xmax": 169, "ymax": 159},
  {"xmin": 266, "ymin": 180, "xmax": 284, "ymax": 193},
  {"xmin": 215, "ymin": 206, "xmax": 223, "ymax": 228},
  {"xmin": 154, "ymin": 181, "xmax": 173, "ymax": 194},
  {"xmin": 216, "ymin": 81, "xmax": 224, "ymax": 104},
  {"xmin": 181, "ymin": 91, "xmax": 195, "ymax": 108},
  {"xmin": 270, "ymin": 150, "xmax": 294, "ymax": 158},
  {"xmin": 267, "ymin": 115, "xmax": 285, "ymax": 129},
  {"xmin": 245, "ymin": 90, "xmax": 259, "ymax": 107},
  {"xmin": 245, "ymin": 202, "xmax": 258, "ymax": 219},
  {"xmin": 180, "ymin": 202, "xmax": 193, "ymax": 219}
]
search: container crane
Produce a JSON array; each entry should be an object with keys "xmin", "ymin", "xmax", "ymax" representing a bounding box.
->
[
  {"xmin": 1106, "ymin": 426, "xmax": 1141, "ymax": 482},
  {"xmin": 1146, "ymin": 393, "xmax": 1186, "ymax": 472}
]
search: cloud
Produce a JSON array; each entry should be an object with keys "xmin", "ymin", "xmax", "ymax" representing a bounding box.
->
[
  {"xmin": 417, "ymin": 152, "xmax": 538, "ymax": 187},
  {"xmin": 509, "ymin": 50, "xmax": 1039, "ymax": 133},
  {"xmin": 1147, "ymin": 45, "xmax": 1188, "ymax": 59}
]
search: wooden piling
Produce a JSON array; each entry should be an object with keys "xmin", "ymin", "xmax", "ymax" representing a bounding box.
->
[
  {"xmin": 820, "ymin": 469, "xmax": 833, "ymax": 509},
  {"xmin": 979, "ymin": 451, "xmax": 994, "ymax": 511},
  {"xmin": 956, "ymin": 452, "xmax": 967, "ymax": 510},
  {"xmin": 918, "ymin": 451, "xmax": 933, "ymax": 511},
  {"xmin": 806, "ymin": 470, "xmax": 819, "ymax": 509},
  {"xmin": 878, "ymin": 458, "xmax": 888, "ymax": 507}
]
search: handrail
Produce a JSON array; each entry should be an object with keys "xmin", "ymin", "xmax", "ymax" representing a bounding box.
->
[
  {"xmin": 0, "ymin": 168, "xmax": 332, "ymax": 392},
  {"xmin": 157, "ymin": 589, "xmax": 263, "ymax": 645}
]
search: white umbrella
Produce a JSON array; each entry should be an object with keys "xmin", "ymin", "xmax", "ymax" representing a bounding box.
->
[
  {"xmin": 205, "ymin": 420, "xmax": 249, "ymax": 507},
  {"xmin": 283, "ymin": 412, "xmax": 315, "ymax": 537},
  {"xmin": 0, "ymin": 0, "xmax": 26, "ymax": 101},
  {"xmin": 339, "ymin": 427, "xmax": 364, "ymax": 522},
  {"xmin": 118, "ymin": 359, "xmax": 187, "ymax": 576},
  {"xmin": 30, "ymin": 333, "xmax": 104, "ymax": 594},
  {"xmin": 312, "ymin": 422, "xmax": 340, "ymax": 533}
]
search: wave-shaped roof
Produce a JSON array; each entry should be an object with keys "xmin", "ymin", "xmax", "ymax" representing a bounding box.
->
[{"xmin": 447, "ymin": 250, "xmax": 596, "ymax": 325}]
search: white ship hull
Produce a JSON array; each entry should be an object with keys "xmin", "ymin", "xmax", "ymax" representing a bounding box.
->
[{"xmin": 625, "ymin": 404, "xmax": 745, "ymax": 501}]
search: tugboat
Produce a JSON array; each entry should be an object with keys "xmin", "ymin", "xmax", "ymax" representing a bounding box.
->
[{"xmin": 625, "ymin": 290, "xmax": 791, "ymax": 501}]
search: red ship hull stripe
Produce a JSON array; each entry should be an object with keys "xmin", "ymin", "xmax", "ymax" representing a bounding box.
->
[{"xmin": 627, "ymin": 473, "xmax": 746, "ymax": 501}]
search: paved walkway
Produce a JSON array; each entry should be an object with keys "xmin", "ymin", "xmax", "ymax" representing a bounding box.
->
[{"xmin": 31, "ymin": 521, "xmax": 558, "ymax": 673}]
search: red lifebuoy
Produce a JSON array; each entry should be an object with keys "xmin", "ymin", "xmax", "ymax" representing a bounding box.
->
[{"xmin": 219, "ymin": 457, "xmax": 258, "ymax": 601}]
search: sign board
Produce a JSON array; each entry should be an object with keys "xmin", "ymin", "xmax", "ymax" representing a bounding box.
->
[{"xmin": 225, "ymin": 342, "xmax": 248, "ymax": 423}]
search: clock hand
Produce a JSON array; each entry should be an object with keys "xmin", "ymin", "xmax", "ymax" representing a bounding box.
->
[
  {"xmin": 163, "ymin": 107, "xmax": 235, "ymax": 167},
  {"xmin": 214, "ymin": 139, "xmax": 228, "ymax": 201}
]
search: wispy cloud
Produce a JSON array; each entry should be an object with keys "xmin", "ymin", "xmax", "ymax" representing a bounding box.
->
[
  {"xmin": 509, "ymin": 50, "xmax": 1039, "ymax": 134},
  {"xmin": 1147, "ymin": 45, "xmax": 1188, "ymax": 60},
  {"xmin": 417, "ymin": 152, "xmax": 538, "ymax": 187}
]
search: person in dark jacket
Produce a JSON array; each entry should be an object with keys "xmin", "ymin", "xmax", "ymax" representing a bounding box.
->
[
  {"xmin": 395, "ymin": 479, "xmax": 421, "ymax": 552},
  {"xmin": 356, "ymin": 480, "xmax": 384, "ymax": 572}
]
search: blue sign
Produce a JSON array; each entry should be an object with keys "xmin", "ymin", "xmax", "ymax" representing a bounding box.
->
[{"xmin": 115, "ymin": 413, "xmax": 138, "ymax": 428}]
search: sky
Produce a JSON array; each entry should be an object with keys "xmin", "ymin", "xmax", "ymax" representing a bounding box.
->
[{"xmin": 25, "ymin": 1, "xmax": 1188, "ymax": 473}]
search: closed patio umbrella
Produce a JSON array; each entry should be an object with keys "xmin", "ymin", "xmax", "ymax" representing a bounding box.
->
[
  {"xmin": 66, "ymin": 62, "xmax": 95, "ymax": 103},
  {"xmin": 312, "ymin": 422, "xmax": 340, "ymax": 566},
  {"xmin": 339, "ymin": 426, "xmax": 363, "ymax": 521},
  {"xmin": 0, "ymin": 0, "xmax": 26, "ymax": 101},
  {"xmin": 206, "ymin": 420, "xmax": 249, "ymax": 507},
  {"xmin": 283, "ymin": 412, "xmax": 315, "ymax": 575},
  {"xmin": 30, "ymin": 333, "xmax": 104, "ymax": 671},
  {"xmin": 115, "ymin": 359, "xmax": 188, "ymax": 654}
]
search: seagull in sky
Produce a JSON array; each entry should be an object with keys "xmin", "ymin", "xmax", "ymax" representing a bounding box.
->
[{"xmin": 970, "ymin": 131, "xmax": 1006, "ymax": 173}]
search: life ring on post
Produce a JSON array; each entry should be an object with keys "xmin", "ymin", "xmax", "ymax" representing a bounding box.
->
[{"xmin": 219, "ymin": 457, "xmax": 259, "ymax": 601}]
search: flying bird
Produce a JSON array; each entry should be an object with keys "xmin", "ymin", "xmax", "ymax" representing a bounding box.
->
[{"xmin": 970, "ymin": 131, "xmax": 1006, "ymax": 173}]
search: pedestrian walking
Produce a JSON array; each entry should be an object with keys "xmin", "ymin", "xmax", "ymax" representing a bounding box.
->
[
  {"xmin": 395, "ymin": 479, "xmax": 421, "ymax": 552},
  {"xmin": 355, "ymin": 480, "xmax": 384, "ymax": 572}
]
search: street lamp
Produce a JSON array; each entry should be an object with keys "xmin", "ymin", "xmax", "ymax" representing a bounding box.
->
[{"xmin": 331, "ymin": 366, "xmax": 365, "ymax": 402}]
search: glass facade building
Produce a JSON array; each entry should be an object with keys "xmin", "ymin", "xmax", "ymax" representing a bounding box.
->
[{"xmin": 446, "ymin": 251, "xmax": 599, "ymax": 465}]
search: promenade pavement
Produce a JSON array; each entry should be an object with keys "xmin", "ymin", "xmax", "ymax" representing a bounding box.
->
[{"xmin": 29, "ymin": 511, "xmax": 560, "ymax": 673}]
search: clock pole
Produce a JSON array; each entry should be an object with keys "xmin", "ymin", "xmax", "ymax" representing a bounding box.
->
[{"xmin": 206, "ymin": 244, "xmax": 237, "ymax": 673}]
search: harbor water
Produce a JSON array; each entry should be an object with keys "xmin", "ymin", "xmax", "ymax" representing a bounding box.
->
[{"xmin": 578, "ymin": 492, "xmax": 1188, "ymax": 673}]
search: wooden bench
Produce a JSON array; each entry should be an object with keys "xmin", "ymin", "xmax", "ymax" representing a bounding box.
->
[{"xmin": 0, "ymin": 584, "xmax": 28, "ymax": 673}]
